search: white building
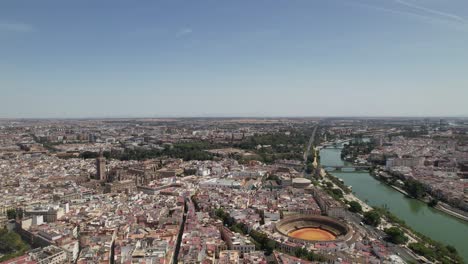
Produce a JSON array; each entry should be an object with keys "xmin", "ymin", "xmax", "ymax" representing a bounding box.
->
[
  {"xmin": 29, "ymin": 245, "xmax": 68, "ymax": 264},
  {"xmin": 199, "ymin": 178, "xmax": 241, "ymax": 189}
]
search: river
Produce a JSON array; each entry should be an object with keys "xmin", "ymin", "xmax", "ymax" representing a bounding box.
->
[{"xmin": 320, "ymin": 147, "xmax": 468, "ymax": 262}]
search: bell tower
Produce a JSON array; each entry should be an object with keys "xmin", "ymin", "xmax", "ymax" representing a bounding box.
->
[{"xmin": 96, "ymin": 150, "xmax": 106, "ymax": 181}]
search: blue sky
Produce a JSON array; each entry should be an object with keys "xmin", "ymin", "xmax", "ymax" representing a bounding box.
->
[{"xmin": 1, "ymin": 0, "xmax": 467, "ymax": 118}]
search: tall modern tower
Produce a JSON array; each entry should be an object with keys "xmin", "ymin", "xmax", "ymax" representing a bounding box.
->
[{"xmin": 96, "ymin": 150, "xmax": 106, "ymax": 181}]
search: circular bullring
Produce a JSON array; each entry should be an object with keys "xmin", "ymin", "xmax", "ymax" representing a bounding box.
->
[{"xmin": 275, "ymin": 215, "xmax": 351, "ymax": 243}]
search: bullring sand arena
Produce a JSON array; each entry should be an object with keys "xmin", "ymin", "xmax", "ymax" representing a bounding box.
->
[
  {"xmin": 275, "ymin": 215, "xmax": 350, "ymax": 242},
  {"xmin": 288, "ymin": 227, "xmax": 336, "ymax": 241}
]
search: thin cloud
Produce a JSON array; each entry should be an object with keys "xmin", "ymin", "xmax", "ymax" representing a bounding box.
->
[
  {"xmin": 395, "ymin": 0, "xmax": 466, "ymax": 23},
  {"xmin": 0, "ymin": 22, "xmax": 34, "ymax": 32},
  {"xmin": 354, "ymin": 2, "xmax": 431, "ymax": 20},
  {"xmin": 176, "ymin": 28, "xmax": 193, "ymax": 37},
  {"xmin": 347, "ymin": 0, "xmax": 468, "ymax": 31}
]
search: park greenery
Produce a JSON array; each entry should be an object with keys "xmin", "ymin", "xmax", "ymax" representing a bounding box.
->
[
  {"xmin": 77, "ymin": 129, "xmax": 316, "ymax": 164},
  {"xmin": 373, "ymin": 207, "xmax": 405, "ymax": 226},
  {"xmin": 7, "ymin": 209, "xmax": 16, "ymax": 220},
  {"xmin": 80, "ymin": 141, "xmax": 218, "ymax": 161},
  {"xmin": 234, "ymin": 130, "xmax": 314, "ymax": 164},
  {"xmin": 331, "ymin": 188, "xmax": 344, "ymax": 198},
  {"xmin": 428, "ymin": 198, "xmax": 439, "ymax": 207},
  {"xmin": 340, "ymin": 140, "xmax": 376, "ymax": 161},
  {"xmin": 403, "ymin": 178, "xmax": 426, "ymax": 199},
  {"xmin": 347, "ymin": 201, "xmax": 363, "ymax": 213},
  {"xmin": 373, "ymin": 207, "xmax": 463, "ymax": 263},
  {"xmin": 6, "ymin": 209, "xmax": 23, "ymax": 221},
  {"xmin": 292, "ymin": 247, "xmax": 327, "ymax": 262},
  {"xmin": 305, "ymin": 162, "xmax": 315, "ymax": 174},
  {"xmin": 363, "ymin": 210, "xmax": 381, "ymax": 226},
  {"xmin": 0, "ymin": 228, "xmax": 29, "ymax": 262},
  {"xmin": 321, "ymin": 181, "xmax": 346, "ymax": 201},
  {"xmin": 235, "ymin": 131, "xmax": 309, "ymax": 152},
  {"xmin": 409, "ymin": 242, "xmax": 461, "ymax": 264},
  {"xmin": 325, "ymin": 173, "xmax": 352, "ymax": 194},
  {"xmin": 384, "ymin": 227, "xmax": 408, "ymax": 245},
  {"xmin": 304, "ymin": 150, "xmax": 318, "ymax": 174},
  {"xmin": 79, "ymin": 151, "xmax": 100, "ymax": 159}
]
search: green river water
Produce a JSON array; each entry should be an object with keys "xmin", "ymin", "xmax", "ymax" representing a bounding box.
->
[{"xmin": 320, "ymin": 147, "xmax": 468, "ymax": 262}]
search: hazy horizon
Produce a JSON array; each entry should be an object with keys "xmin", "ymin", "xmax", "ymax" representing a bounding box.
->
[
  {"xmin": 2, "ymin": 0, "xmax": 468, "ymax": 118},
  {"xmin": 1, "ymin": 114, "xmax": 467, "ymax": 120}
]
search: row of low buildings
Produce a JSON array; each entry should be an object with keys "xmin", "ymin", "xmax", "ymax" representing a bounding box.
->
[{"xmin": 371, "ymin": 137, "xmax": 468, "ymax": 210}]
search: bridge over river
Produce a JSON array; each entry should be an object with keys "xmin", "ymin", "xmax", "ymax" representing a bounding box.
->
[{"xmin": 324, "ymin": 165, "xmax": 371, "ymax": 172}]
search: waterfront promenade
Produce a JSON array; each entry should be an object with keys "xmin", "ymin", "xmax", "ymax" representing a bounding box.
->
[{"xmin": 320, "ymin": 147, "xmax": 468, "ymax": 262}]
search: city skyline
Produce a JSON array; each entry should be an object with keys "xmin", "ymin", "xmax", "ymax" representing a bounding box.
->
[
  {"xmin": 1, "ymin": 0, "xmax": 468, "ymax": 118},
  {"xmin": 1, "ymin": 117, "xmax": 467, "ymax": 263}
]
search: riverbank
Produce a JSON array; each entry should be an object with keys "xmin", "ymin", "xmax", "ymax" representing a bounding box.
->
[
  {"xmin": 320, "ymin": 146, "xmax": 468, "ymax": 262},
  {"xmin": 322, "ymin": 168, "xmax": 463, "ymax": 263},
  {"xmin": 331, "ymin": 170, "xmax": 466, "ymax": 263},
  {"xmin": 389, "ymin": 184, "xmax": 409, "ymax": 196},
  {"xmin": 436, "ymin": 203, "xmax": 468, "ymax": 222},
  {"xmin": 372, "ymin": 170, "xmax": 468, "ymax": 223},
  {"xmin": 320, "ymin": 168, "xmax": 372, "ymax": 212}
]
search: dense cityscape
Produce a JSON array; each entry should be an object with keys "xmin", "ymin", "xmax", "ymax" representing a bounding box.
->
[
  {"xmin": 1, "ymin": 118, "xmax": 467, "ymax": 264},
  {"xmin": 2, "ymin": 1, "xmax": 468, "ymax": 263}
]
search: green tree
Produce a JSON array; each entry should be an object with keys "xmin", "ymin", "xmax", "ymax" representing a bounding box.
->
[
  {"xmin": 348, "ymin": 201, "xmax": 362, "ymax": 213},
  {"xmin": 428, "ymin": 199, "xmax": 438, "ymax": 207},
  {"xmin": 6, "ymin": 209, "xmax": 16, "ymax": 220},
  {"xmin": 79, "ymin": 151, "xmax": 99, "ymax": 159},
  {"xmin": 384, "ymin": 227, "xmax": 408, "ymax": 244},
  {"xmin": 250, "ymin": 230, "xmax": 275, "ymax": 255},
  {"xmin": 305, "ymin": 162, "xmax": 314, "ymax": 174},
  {"xmin": 404, "ymin": 179, "xmax": 425, "ymax": 199},
  {"xmin": 0, "ymin": 228, "xmax": 29, "ymax": 261},
  {"xmin": 294, "ymin": 247, "xmax": 307, "ymax": 258},
  {"xmin": 408, "ymin": 243, "xmax": 434, "ymax": 260},
  {"xmin": 446, "ymin": 245, "xmax": 457, "ymax": 254},
  {"xmin": 294, "ymin": 247, "xmax": 327, "ymax": 262},
  {"xmin": 363, "ymin": 210, "xmax": 381, "ymax": 226},
  {"xmin": 331, "ymin": 188, "xmax": 343, "ymax": 198},
  {"xmin": 266, "ymin": 175, "xmax": 280, "ymax": 182}
]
